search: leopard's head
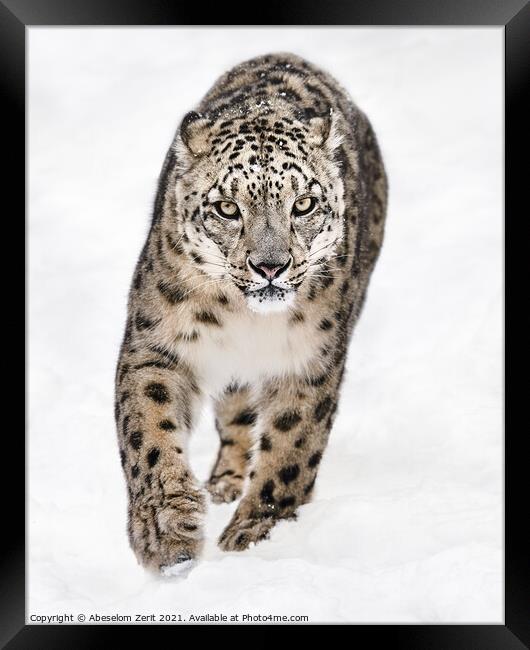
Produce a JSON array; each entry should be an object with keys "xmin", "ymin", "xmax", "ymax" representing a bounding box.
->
[{"xmin": 173, "ymin": 104, "xmax": 345, "ymax": 313}]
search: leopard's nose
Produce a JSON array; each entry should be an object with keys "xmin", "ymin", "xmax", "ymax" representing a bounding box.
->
[{"xmin": 248, "ymin": 256, "xmax": 292, "ymax": 280}]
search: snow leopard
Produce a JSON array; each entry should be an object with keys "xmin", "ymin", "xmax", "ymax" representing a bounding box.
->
[{"xmin": 114, "ymin": 53, "xmax": 387, "ymax": 574}]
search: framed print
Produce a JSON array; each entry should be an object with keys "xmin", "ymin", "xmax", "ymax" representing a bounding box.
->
[{"xmin": 9, "ymin": 0, "xmax": 529, "ymax": 644}]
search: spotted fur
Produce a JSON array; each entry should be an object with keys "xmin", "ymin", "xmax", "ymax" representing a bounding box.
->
[{"xmin": 115, "ymin": 53, "xmax": 387, "ymax": 571}]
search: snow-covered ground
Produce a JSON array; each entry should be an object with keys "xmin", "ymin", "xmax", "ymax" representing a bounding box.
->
[{"xmin": 28, "ymin": 28, "xmax": 503, "ymax": 623}]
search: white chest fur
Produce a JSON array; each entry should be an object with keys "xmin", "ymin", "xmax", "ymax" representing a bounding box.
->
[{"xmin": 177, "ymin": 308, "xmax": 319, "ymax": 395}]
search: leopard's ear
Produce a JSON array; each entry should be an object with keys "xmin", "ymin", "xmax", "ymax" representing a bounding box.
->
[
  {"xmin": 307, "ymin": 109, "xmax": 343, "ymax": 152},
  {"xmin": 178, "ymin": 111, "xmax": 211, "ymax": 156}
]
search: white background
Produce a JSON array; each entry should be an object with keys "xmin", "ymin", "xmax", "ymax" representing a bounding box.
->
[{"xmin": 28, "ymin": 28, "xmax": 503, "ymax": 623}]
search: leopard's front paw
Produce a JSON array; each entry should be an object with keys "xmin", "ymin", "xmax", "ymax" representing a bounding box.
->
[
  {"xmin": 218, "ymin": 513, "xmax": 276, "ymax": 552},
  {"xmin": 206, "ymin": 473, "xmax": 244, "ymax": 504},
  {"xmin": 129, "ymin": 485, "xmax": 206, "ymax": 573}
]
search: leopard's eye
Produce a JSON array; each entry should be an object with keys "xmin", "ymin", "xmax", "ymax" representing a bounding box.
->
[
  {"xmin": 215, "ymin": 201, "xmax": 240, "ymax": 219},
  {"xmin": 292, "ymin": 197, "xmax": 316, "ymax": 217}
]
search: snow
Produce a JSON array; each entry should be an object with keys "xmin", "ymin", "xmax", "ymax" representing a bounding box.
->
[
  {"xmin": 160, "ymin": 560, "xmax": 198, "ymax": 580},
  {"xmin": 28, "ymin": 28, "xmax": 503, "ymax": 623}
]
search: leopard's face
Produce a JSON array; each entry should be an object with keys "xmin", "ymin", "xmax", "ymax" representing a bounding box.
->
[{"xmin": 174, "ymin": 110, "xmax": 345, "ymax": 313}]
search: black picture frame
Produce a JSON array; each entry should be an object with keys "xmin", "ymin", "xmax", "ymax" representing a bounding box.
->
[{"xmin": 11, "ymin": 0, "xmax": 528, "ymax": 645}]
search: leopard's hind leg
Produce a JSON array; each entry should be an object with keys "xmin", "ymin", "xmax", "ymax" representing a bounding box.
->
[{"xmin": 207, "ymin": 384, "xmax": 255, "ymax": 503}]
